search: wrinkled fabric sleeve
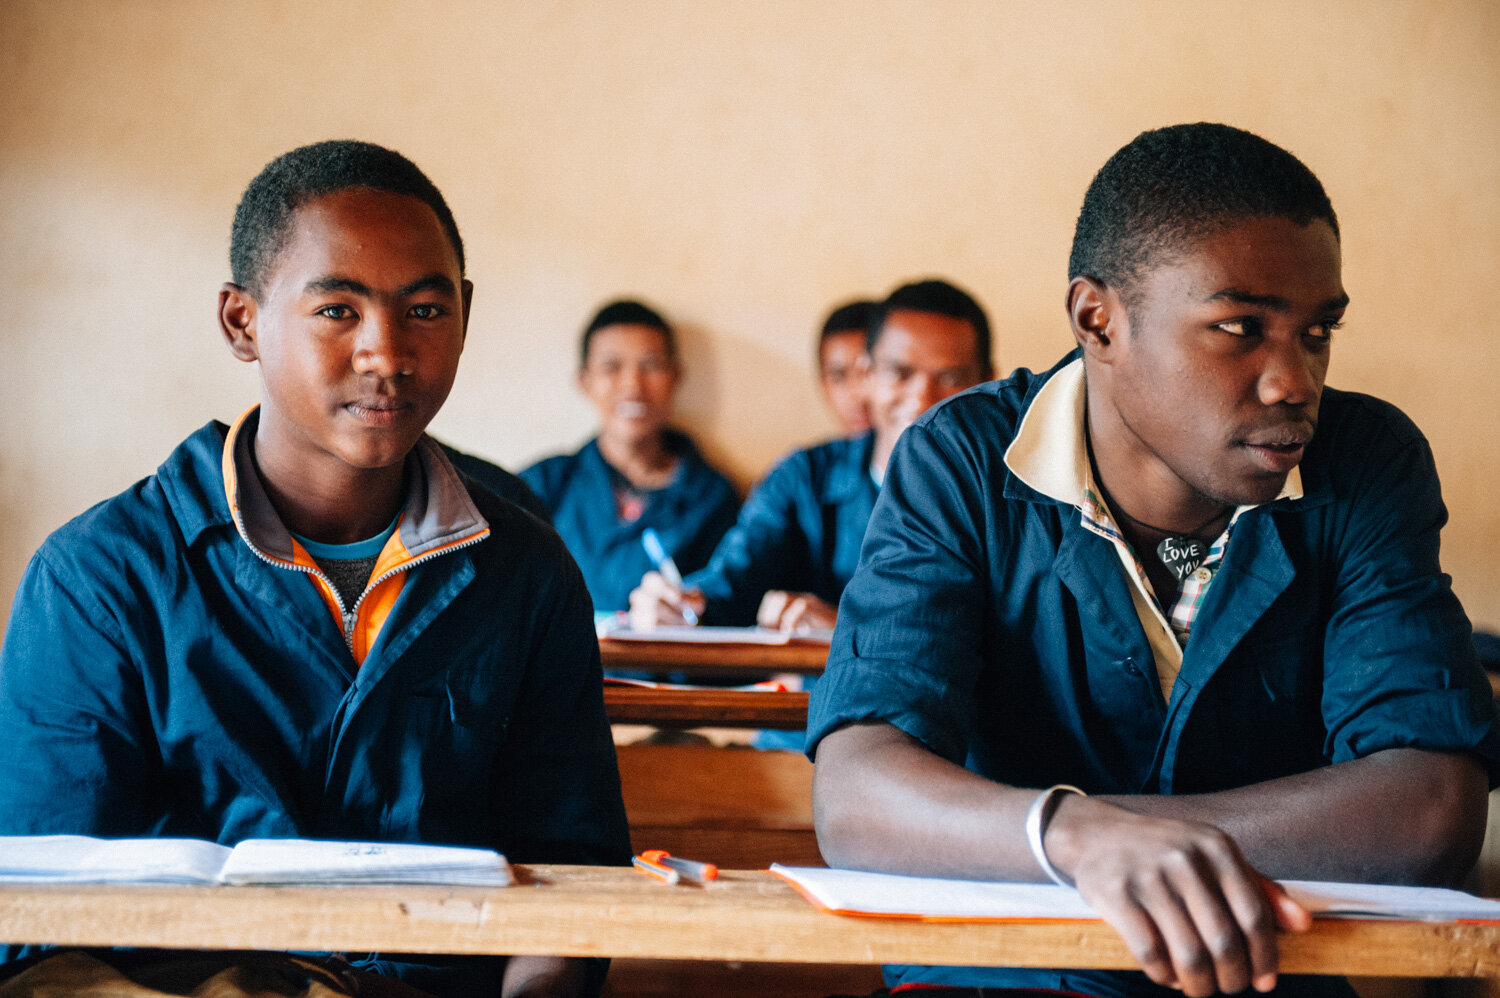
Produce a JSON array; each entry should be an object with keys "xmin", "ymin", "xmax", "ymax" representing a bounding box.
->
[
  {"xmin": 1317, "ymin": 409, "xmax": 1500, "ymax": 778},
  {"xmin": 687, "ymin": 454, "xmax": 815, "ymax": 626},
  {"xmin": 0, "ymin": 548, "xmax": 157, "ymax": 836},
  {"xmin": 806, "ymin": 420, "xmax": 993, "ymax": 765}
]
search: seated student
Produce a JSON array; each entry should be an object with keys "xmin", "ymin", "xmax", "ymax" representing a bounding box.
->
[
  {"xmin": 0, "ymin": 141, "xmax": 630, "ymax": 998},
  {"xmin": 817, "ymin": 299, "xmax": 877, "ymax": 435},
  {"xmin": 521, "ymin": 301, "xmax": 739, "ymax": 616},
  {"xmin": 436, "ymin": 440, "xmax": 552, "ymax": 523},
  {"xmin": 630, "ymin": 279, "xmax": 993, "ymax": 632},
  {"xmin": 809, "ymin": 123, "xmax": 1500, "ymax": 998}
]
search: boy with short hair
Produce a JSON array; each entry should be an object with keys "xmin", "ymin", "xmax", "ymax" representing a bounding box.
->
[
  {"xmin": 0, "ymin": 140, "xmax": 629, "ymax": 997},
  {"xmin": 810, "ymin": 123, "xmax": 1500, "ymax": 997}
]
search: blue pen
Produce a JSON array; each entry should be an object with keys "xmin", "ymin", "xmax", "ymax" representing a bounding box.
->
[{"xmin": 641, "ymin": 528, "xmax": 698, "ymax": 625}]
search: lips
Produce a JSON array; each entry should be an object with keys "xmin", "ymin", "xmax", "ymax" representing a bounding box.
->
[
  {"xmin": 344, "ymin": 398, "xmax": 412, "ymax": 425},
  {"xmin": 1238, "ymin": 423, "xmax": 1314, "ymax": 473},
  {"xmin": 615, "ymin": 401, "xmax": 649, "ymax": 419}
]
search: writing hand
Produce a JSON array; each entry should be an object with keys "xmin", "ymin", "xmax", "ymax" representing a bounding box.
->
[
  {"xmin": 1045, "ymin": 796, "xmax": 1311, "ymax": 996},
  {"xmin": 628, "ymin": 571, "xmax": 707, "ymax": 629},
  {"xmin": 756, "ymin": 590, "xmax": 838, "ymax": 633}
]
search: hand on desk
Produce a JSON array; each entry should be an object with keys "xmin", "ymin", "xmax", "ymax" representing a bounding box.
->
[
  {"xmin": 756, "ymin": 590, "xmax": 838, "ymax": 633},
  {"xmin": 629, "ymin": 571, "xmax": 707, "ymax": 629},
  {"xmin": 1043, "ymin": 795, "xmax": 1311, "ymax": 997}
]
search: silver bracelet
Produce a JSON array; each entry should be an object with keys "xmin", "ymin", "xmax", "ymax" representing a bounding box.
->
[{"xmin": 1025, "ymin": 784, "xmax": 1086, "ymax": 887}]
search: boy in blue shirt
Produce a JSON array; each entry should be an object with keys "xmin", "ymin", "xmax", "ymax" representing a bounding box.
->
[
  {"xmin": 0, "ymin": 141, "xmax": 629, "ymax": 997},
  {"xmin": 809, "ymin": 123, "xmax": 1500, "ymax": 997}
]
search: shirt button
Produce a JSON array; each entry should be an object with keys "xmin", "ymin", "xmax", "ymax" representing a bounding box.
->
[{"xmin": 1192, "ymin": 567, "xmax": 1213, "ymax": 583}]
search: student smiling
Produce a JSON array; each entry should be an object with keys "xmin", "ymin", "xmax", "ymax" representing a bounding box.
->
[
  {"xmin": 521, "ymin": 300, "xmax": 738, "ymax": 616},
  {"xmin": 0, "ymin": 141, "xmax": 629, "ymax": 997}
]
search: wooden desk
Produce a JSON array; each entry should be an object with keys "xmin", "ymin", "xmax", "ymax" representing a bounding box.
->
[
  {"xmin": 0, "ymin": 866, "xmax": 1496, "ymax": 979},
  {"xmin": 604, "ymin": 688, "xmax": 808, "ymax": 729},
  {"xmin": 599, "ymin": 638, "xmax": 828, "ymax": 678}
]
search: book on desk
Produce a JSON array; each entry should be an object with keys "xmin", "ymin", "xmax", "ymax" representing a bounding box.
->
[{"xmin": 0, "ymin": 835, "xmax": 515, "ymax": 887}]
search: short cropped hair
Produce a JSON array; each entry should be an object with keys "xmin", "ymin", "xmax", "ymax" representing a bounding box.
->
[
  {"xmin": 819, "ymin": 300, "xmax": 877, "ymax": 347},
  {"xmin": 579, "ymin": 299, "xmax": 676, "ymax": 367},
  {"xmin": 1068, "ymin": 123, "xmax": 1338, "ymax": 300},
  {"xmin": 230, "ymin": 140, "xmax": 464, "ymax": 296},
  {"xmin": 869, "ymin": 279, "xmax": 992, "ymax": 372}
]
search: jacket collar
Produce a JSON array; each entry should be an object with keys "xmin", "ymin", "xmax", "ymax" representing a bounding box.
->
[
  {"xmin": 1002, "ymin": 354, "xmax": 1303, "ymax": 511},
  {"xmin": 219, "ymin": 405, "xmax": 489, "ymax": 568}
]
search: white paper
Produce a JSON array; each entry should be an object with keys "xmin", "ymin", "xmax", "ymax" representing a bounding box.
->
[
  {"xmin": 770, "ymin": 865, "xmax": 1500, "ymax": 923},
  {"xmin": 218, "ymin": 838, "xmax": 514, "ymax": 886},
  {"xmin": 599, "ymin": 624, "xmax": 833, "ymax": 645},
  {"xmin": 0, "ymin": 835, "xmax": 230, "ymax": 884},
  {"xmin": 0, "ymin": 836, "xmax": 513, "ymax": 887}
]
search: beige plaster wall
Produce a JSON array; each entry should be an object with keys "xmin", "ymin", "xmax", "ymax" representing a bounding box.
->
[{"xmin": 1, "ymin": 0, "xmax": 1497, "ymax": 630}]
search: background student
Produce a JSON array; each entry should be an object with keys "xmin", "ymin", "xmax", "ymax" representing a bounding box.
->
[
  {"xmin": 808, "ymin": 123, "xmax": 1500, "ymax": 998},
  {"xmin": 630, "ymin": 279, "xmax": 993, "ymax": 633},
  {"xmin": 816, "ymin": 299, "xmax": 876, "ymax": 435},
  {"xmin": 522, "ymin": 300, "xmax": 739, "ymax": 617},
  {"xmin": 0, "ymin": 140, "xmax": 629, "ymax": 998}
]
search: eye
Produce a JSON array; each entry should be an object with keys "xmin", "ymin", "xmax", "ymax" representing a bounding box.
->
[
  {"xmin": 1308, "ymin": 319, "xmax": 1343, "ymax": 340},
  {"xmin": 1214, "ymin": 317, "xmax": 1263, "ymax": 338},
  {"xmin": 409, "ymin": 303, "xmax": 445, "ymax": 320},
  {"xmin": 317, "ymin": 304, "xmax": 354, "ymax": 320}
]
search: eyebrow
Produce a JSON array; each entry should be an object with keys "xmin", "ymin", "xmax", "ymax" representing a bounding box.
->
[
  {"xmin": 1206, "ymin": 288, "xmax": 1350, "ymax": 312},
  {"xmin": 301, "ymin": 273, "xmax": 458, "ymax": 298}
]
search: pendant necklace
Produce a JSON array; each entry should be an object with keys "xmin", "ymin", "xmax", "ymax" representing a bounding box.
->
[{"xmin": 1105, "ymin": 493, "xmax": 1230, "ymax": 584}]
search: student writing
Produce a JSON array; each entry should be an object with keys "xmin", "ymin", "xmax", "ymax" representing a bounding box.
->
[
  {"xmin": 521, "ymin": 300, "xmax": 739, "ymax": 616},
  {"xmin": 630, "ymin": 279, "xmax": 994, "ymax": 634}
]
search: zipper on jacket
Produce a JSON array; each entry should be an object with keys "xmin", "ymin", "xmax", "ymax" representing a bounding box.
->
[{"xmin": 230, "ymin": 503, "xmax": 487, "ymax": 656}]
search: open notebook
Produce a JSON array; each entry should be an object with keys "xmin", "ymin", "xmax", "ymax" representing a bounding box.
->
[
  {"xmin": 770, "ymin": 864, "xmax": 1500, "ymax": 923},
  {"xmin": 0, "ymin": 836, "xmax": 514, "ymax": 887}
]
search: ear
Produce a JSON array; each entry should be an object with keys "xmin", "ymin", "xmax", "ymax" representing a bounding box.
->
[
  {"xmin": 1065, "ymin": 276, "xmax": 1122, "ymax": 364},
  {"xmin": 459, "ymin": 279, "xmax": 474, "ymax": 344},
  {"xmin": 219, "ymin": 283, "xmax": 260, "ymax": 363}
]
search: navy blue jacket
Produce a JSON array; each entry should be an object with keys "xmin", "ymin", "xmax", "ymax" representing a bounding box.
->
[
  {"xmin": 439, "ymin": 440, "xmax": 552, "ymax": 524},
  {"xmin": 521, "ymin": 431, "xmax": 739, "ymax": 613},
  {"xmin": 809, "ymin": 355, "xmax": 1500, "ymax": 997},
  {"xmin": 688, "ymin": 432, "xmax": 878, "ymax": 626},
  {"xmin": 0, "ymin": 420, "xmax": 631, "ymax": 993}
]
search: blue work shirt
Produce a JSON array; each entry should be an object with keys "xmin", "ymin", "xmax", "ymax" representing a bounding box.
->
[
  {"xmin": 438, "ymin": 440, "xmax": 552, "ymax": 524},
  {"xmin": 0, "ymin": 419, "xmax": 631, "ymax": 993},
  {"xmin": 522, "ymin": 430, "xmax": 739, "ymax": 614},
  {"xmin": 687, "ymin": 431, "xmax": 878, "ymax": 626},
  {"xmin": 808, "ymin": 353, "xmax": 1500, "ymax": 997}
]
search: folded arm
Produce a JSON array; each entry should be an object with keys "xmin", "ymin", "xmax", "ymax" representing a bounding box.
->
[{"xmin": 814, "ymin": 721, "xmax": 1486, "ymax": 997}]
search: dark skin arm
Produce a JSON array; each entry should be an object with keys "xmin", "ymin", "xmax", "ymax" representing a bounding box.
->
[{"xmin": 813, "ymin": 722, "xmax": 1487, "ymax": 997}]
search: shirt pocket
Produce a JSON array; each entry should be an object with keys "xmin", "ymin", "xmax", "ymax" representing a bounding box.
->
[{"xmin": 387, "ymin": 670, "xmax": 515, "ymax": 841}]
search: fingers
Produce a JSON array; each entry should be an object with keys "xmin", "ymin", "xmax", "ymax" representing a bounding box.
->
[
  {"xmin": 756, "ymin": 591, "xmax": 791, "ymax": 629},
  {"xmin": 758, "ymin": 591, "xmax": 839, "ymax": 632},
  {"xmin": 627, "ymin": 573, "xmax": 705, "ymax": 629},
  {"xmin": 1064, "ymin": 806, "xmax": 1285, "ymax": 996},
  {"xmin": 1263, "ymin": 875, "xmax": 1313, "ymax": 932}
]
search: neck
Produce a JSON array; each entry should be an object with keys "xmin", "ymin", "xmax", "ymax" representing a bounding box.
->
[
  {"xmin": 251, "ymin": 434, "xmax": 407, "ymax": 546},
  {"xmin": 1084, "ymin": 380, "xmax": 1228, "ymax": 540},
  {"xmin": 597, "ymin": 429, "xmax": 675, "ymax": 488}
]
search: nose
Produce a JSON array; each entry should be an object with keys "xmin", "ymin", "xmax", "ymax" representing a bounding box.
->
[
  {"xmin": 352, "ymin": 310, "xmax": 415, "ymax": 378},
  {"xmin": 1258, "ymin": 339, "xmax": 1321, "ymax": 408}
]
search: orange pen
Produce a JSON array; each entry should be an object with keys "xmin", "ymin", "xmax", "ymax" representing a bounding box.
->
[
  {"xmin": 640, "ymin": 849, "xmax": 718, "ymax": 883},
  {"xmin": 631, "ymin": 853, "xmax": 680, "ymax": 884}
]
